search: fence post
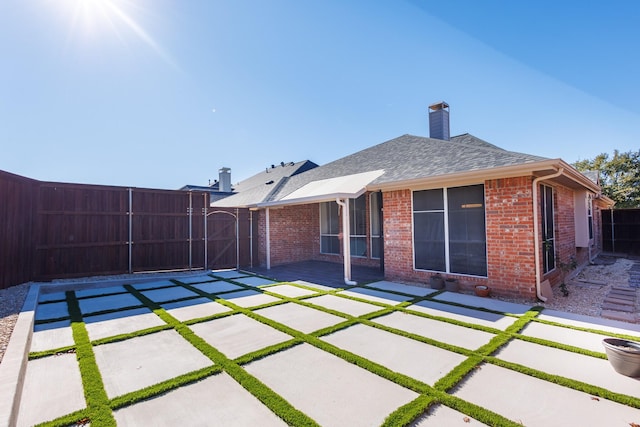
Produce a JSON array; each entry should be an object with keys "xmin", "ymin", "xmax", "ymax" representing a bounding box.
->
[
  {"xmin": 128, "ymin": 188, "xmax": 133, "ymax": 274},
  {"xmin": 188, "ymin": 192, "xmax": 193, "ymax": 270},
  {"xmin": 203, "ymin": 193, "xmax": 208, "ymax": 271}
]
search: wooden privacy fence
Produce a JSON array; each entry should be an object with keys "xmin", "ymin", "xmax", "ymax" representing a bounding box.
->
[
  {"xmin": 602, "ymin": 209, "xmax": 640, "ymax": 255},
  {"xmin": 0, "ymin": 170, "xmax": 253, "ymax": 289}
]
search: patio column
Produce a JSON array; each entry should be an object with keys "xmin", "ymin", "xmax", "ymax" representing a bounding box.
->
[{"xmin": 336, "ymin": 198, "xmax": 356, "ymax": 285}]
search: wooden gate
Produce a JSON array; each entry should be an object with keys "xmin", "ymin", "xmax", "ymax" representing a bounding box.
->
[{"xmin": 206, "ymin": 208, "xmax": 253, "ymax": 270}]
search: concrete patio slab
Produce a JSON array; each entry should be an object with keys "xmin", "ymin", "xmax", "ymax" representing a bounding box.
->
[
  {"xmin": 113, "ymin": 372, "xmax": 287, "ymax": 426},
  {"xmin": 140, "ymin": 286, "xmax": 200, "ymax": 304},
  {"xmin": 254, "ymin": 302, "xmax": 346, "ymax": 334},
  {"xmin": 162, "ymin": 298, "xmax": 232, "ymax": 322},
  {"xmin": 16, "ymin": 354, "xmax": 85, "ymax": 427},
  {"xmin": 233, "ymin": 276, "xmax": 278, "ymax": 287},
  {"xmin": 453, "ymin": 362, "xmax": 640, "ymax": 426},
  {"xmin": 75, "ymin": 285, "xmax": 126, "ymax": 298},
  {"xmin": 129, "ymin": 279, "xmax": 176, "ymax": 290},
  {"xmin": 537, "ymin": 309, "xmax": 640, "ymax": 335},
  {"xmin": 339, "ymin": 287, "xmax": 412, "ymax": 305},
  {"xmin": 173, "ymin": 274, "xmax": 217, "ymax": 285},
  {"xmin": 30, "ymin": 321, "xmax": 74, "ymax": 352},
  {"xmin": 412, "ymin": 404, "xmax": 486, "ymax": 426},
  {"xmin": 520, "ymin": 321, "xmax": 609, "ymax": 353},
  {"xmin": 38, "ymin": 291, "xmax": 66, "ymax": 303},
  {"xmin": 190, "ymin": 280, "xmax": 243, "ymax": 294},
  {"xmin": 322, "ymin": 324, "xmax": 467, "ymax": 385},
  {"xmin": 366, "ymin": 280, "xmax": 436, "ymax": 297},
  {"xmin": 244, "ymin": 343, "xmax": 419, "ymax": 427},
  {"xmin": 220, "ymin": 289, "xmax": 282, "ymax": 308},
  {"xmin": 434, "ymin": 292, "xmax": 531, "ymax": 315},
  {"xmin": 291, "ymin": 280, "xmax": 337, "ymax": 291},
  {"xmin": 210, "ymin": 270, "xmax": 249, "ymax": 279},
  {"xmin": 93, "ymin": 330, "xmax": 213, "ymax": 398},
  {"xmin": 263, "ymin": 284, "xmax": 319, "ymax": 298},
  {"xmin": 189, "ymin": 314, "xmax": 292, "ymax": 359},
  {"xmin": 305, "ymin": 294, "xmax": 386, "ymax": 317},
  {"xmin": 408, "ymin": 300, "xmax": 518, "ymax": 330},
  {"xmin": 495, "ymin": 338, "xmax": 640, "ymax": 398},
  {"xmin": 78, "ymin": 293, "xmax": 142, "ymax": 315},
  {"xmin": 372, "ymin": 311, "xmax": 495, "ymax": 350},
  {"xmin": 84, "ymin": 307, "xmax": 166, "ymax": 341},
  {"xmin": 35, "ymin": 301, "xmax": 69, "ymax": 321}
]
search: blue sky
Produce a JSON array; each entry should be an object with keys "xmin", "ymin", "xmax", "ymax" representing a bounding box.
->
[{"xmin": 1, "ymin": 0, "xmax": 639, "ymax": 189}]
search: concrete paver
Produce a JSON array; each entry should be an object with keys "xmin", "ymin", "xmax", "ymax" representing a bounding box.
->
[
  {"xmin": 408, "ymin": 300, "xmax": 517, "ymax": 330},
  {"xmin": 537, "ymin": 309, "xmax": 640, "ymax": 334},
  {"xmin": 38, "ymin": 291, "xmax": 67, "ymax": 303},
  {"xmin": 220, "ymin": 289, "xmax": 281, "ymax": 307},
  {"xmin": 372, "ymin": 311, "xmax": 495, "ymax": 350},
  {"xmin": 161, "ymin": 297, "xmax": 232, "ymax": 322},
  {"xmin": 173, "ymin": 274, "xmax": 217, "ymax": 285},
  {"xmin": 322, "ymin": 323, "xmax": 467, "ymax": 385},
  {"xmin": 305, "ymin": 294, "xmax": 386, "ymax": 317},
  {"xmin": 453, "ymin": 363, "xmax": 640, "ymax": 426},
  {"xmin": 189, "ymin": 314, "xmax": 292, "ymax": 359},
  {"xmin": 233, "ymin": 276, "xmax": 278, "ymax": 287},
  {"xmin": 84, "ymin": 307, "xmax": 166, "ymax": 341},
  {"xmin": 339, "ymin": 287, "xmax": 412, "ymax": 305},
  {"xmin": 434, "ymin": 292, "xmax": 531, "ymax": 315},
  {"xmin": 75, "ymin": 285, "xmax": 126, "ymax": 298},
  {"xmin": 412, "ymin": 404, "xmax": 486, "ymax": 426},
  {"xmin": 520, "ymin": 321, "xmax": 610, "ymax": 353},
  {"xmin": 366, "ymin": 280, "xmax": 437, "ymax": 297},
  {"xmin": 16, "ymin": 354, "xmax": 85, "ymax": 427},
  {"xmin": 35, "ymin": 301, "xmax": 69, "ymax": 321},
  {"xmin": 140, "ymin": 286, "xmax": 199, "ymax": 303},
  {"xmin": 244, "ymin": 343, "xmax": 419, "ymax": 427},
  {"xmin": 129, "ymin": 280, "xmax": 175, "ymax": 290},
  {"xmin": 78, "ymin": 293, "xmax": 142, "ymax": 315},
  {"xmin": 30, "ymin": 321, "xmax": 74, "ymax": 352},
  {"xmin": 495, "ymin": 338, "xmax": 640, "ymax": 398},
  {"xmin": 263, "ymin": 284, "xmax": 319, "ymax": 298},
  {"xmin": 291, "ymin": 280, "xmax": 336, "ymax": 291},
  {"xmin": 113, "ymin": 372, "xmax": 287, "ymax": 426},
  {"xmin": 254, "ymin": 302, "xmax": 346, "ymax": 333},
  {"xmin": 210, "ymin": 270, "xmax": 249, "ymax": 279},
  {"xmin": 93, "ymin": 329, "xmax": 213, "ymax": 398},
  {"xmin": 190, "ymin": 280, "xmax": 243, "ymax": 294}
]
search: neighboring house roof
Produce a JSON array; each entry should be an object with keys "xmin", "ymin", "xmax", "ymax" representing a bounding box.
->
[{"xmin": 211, "ymin": 160, "xmax": 318, "ymax": 208}]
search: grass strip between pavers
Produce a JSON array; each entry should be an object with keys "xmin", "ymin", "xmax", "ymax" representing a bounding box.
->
[
  {"xmin": 124, "ymin": 285, "xmax": 320, "ymax": 427},
  {"xmin": 47, "ymin": 291, "xmax": 117, "ymax": 427},
  {"xmin": 30, "ymin": 275, "xmax": 640, "ymax": 427}
]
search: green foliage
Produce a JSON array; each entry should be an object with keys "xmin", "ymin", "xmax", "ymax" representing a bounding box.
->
[{"xmin": 574, "ymin": 149, "xmax": 640, "ymax": 208}]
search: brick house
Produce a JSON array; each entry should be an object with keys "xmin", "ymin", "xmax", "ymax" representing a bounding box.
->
[{"xmin": 213, "ymin": 102, "xmax": 614, "ymax": 300}]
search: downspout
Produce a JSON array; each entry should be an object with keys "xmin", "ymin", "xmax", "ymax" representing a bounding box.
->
[
  {"xmin": 336, "ymin": 198, "xmax": 357, "ymax": 286},
  {"xmin": 266, "ymin": 207, "xmax": 271, "ymax": 270},
  {"xmin": 532, "ymin": 167, "xmax": 564, "ymax": 302}
]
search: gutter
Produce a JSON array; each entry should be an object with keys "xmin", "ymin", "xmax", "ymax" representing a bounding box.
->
[{"xmin": 532, "ymin": 167, "xmax": 564, "ymax": 302}]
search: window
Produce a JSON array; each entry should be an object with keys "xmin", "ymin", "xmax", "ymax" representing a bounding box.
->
[
  {"xmin": 320, "ymin": 202, "xmax": 340, "ymax": 254},
  {"xmin": 413, "ymin": 185, "xmax": 487, "ymax": 276},
  {"xmin": 350, "ymin": 195, "xmax": 367, "ymax": 257},
  {"xmin": 370, "ymin": 192, "xmax": 382, "ymax": 259},
  {"xmin": 541, "ymin": 184, "xmax": 555, "ymax": 273},
  {"xmin": 587, "ymin": 194, "xmax": 593, "ymax": 240}
]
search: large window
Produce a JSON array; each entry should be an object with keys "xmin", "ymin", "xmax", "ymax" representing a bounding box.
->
[
  {"xmin": 413, "ymin": 185, "xmax": 487, "ymax": 277},
  {"xmin": 541, "ymin": 184, "xmax": 555, "ymax": 273},
  {"xmin": 350, "ymin": 195, "xmax": 367, "ymax": 257},
  {"xmin": 320, "ymin": 202, "xmax": 340, "ymax": 254}
]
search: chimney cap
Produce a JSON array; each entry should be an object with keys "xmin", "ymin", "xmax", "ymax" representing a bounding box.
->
[{"xmin": 428, "ymin": 101, "xmax": 449, "ymax": 111}]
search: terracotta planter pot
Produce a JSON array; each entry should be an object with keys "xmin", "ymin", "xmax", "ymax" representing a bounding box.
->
[
  {"xmin": 602, "ymin": 338, "xmax": 640, "ymax": 377},
  {"xmin": 474, "ymin": 285, "xmax": 490, "ymax": 297}
]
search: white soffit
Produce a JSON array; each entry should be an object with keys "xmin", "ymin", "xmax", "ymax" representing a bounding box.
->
[{"xmin": 262, "ymin": 169, "xmax": 385, "ymax": 207}]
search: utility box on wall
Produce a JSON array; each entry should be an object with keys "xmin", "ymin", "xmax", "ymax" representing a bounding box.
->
[{"xmin": 574, "ymin": 190, "xmax": 593, "ymax": 248}]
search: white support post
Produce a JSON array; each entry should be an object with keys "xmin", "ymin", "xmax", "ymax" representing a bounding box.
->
[{"xmin": 266, "ymin": 207, "xmax": 271, "ymax": 270}]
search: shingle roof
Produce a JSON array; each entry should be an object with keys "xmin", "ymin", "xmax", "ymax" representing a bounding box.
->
[
  {"xmin": 265, "ymin": 133, "xmax": 548, "ymax": 203},
  {"xmin": 211, "ymin": 160, "xmax": 318, "ymax": 207}
]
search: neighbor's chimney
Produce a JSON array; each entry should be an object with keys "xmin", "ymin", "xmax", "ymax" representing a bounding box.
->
[
  {"xmin": 218, "ymin": 167, "xmax": 232, "ymax": 192},
  {"xmin": 428, "ymin": 101, "xmax": 450, "ymax": 141}
]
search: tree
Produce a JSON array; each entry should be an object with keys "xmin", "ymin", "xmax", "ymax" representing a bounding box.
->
[{"xmin": 574, "ymin": 149, "xmax": 640, "ymax": 208}]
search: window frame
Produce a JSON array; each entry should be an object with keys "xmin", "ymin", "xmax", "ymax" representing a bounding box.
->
[
  {"xmin": 369, "ymin": 192, "xmax": 382, "ymax": 259},
  {"xmin": 540, "ymin": 184, "xmax": 556, "ymax": 274}
]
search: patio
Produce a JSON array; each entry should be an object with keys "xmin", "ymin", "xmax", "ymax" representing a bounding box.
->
[
  {"xmin": 246, "ymin": 260, "xmax": 385, "ymax": 287},
  {"xmin": 2, "ymin": 269, "xmax": 640, "ymax": 426}
]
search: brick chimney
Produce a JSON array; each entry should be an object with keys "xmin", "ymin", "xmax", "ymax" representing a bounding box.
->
[{"xmin": 429, "ymin": 101, "xmax": 450, "ymax": 141}]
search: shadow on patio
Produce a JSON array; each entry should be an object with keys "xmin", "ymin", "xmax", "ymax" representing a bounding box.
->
[{"xmin": 245, "ymin": 260, "xmax": 384, "ymax": 288}]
